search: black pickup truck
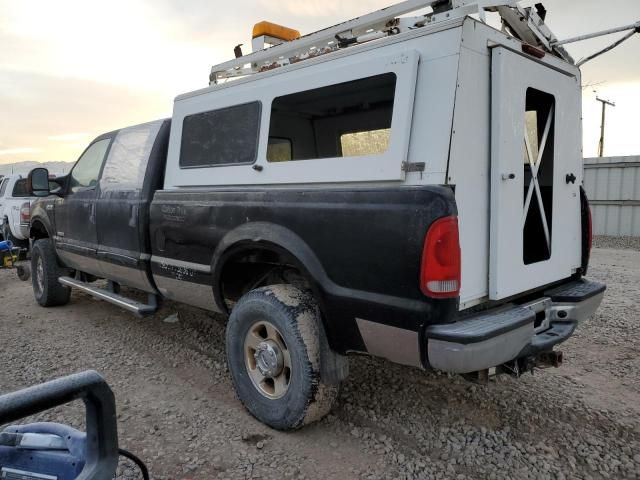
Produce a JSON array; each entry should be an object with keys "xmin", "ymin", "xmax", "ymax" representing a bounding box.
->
[
  {"xmin": 26, "ymin": 114, "xmax": 604, "ymax": 430},
  {"xmin": 25, "ymin": 15, "xmax": 605, "ymax": 429}
]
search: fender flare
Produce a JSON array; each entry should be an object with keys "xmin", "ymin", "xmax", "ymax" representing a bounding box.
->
[
  {"xmin": 29, "ymin": 217, "xmax": 52, "ymax": 240},
  {"xmin": 211, "ymin": 222, "xmax": 337, "ymax": 330}
]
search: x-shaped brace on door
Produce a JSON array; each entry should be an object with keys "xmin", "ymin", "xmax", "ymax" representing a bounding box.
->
[{"xmin": 522, "ymin": 105, "xmax": 554, "ymax": 253}]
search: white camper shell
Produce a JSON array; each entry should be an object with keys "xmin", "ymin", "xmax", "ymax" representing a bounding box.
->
[{"xmin": 167, "ymin": 14, "xmax": 583, "ymax": 311}]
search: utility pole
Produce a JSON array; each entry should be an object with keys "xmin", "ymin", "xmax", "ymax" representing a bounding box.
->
[{"xmin": 596, "ymin": 96, "xmax": 615, "ymax": 157}]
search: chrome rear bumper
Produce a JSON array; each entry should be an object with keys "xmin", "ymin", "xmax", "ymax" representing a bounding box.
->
[{"xmin": 425, "ymin": 279, "xmax": 605, "ymax": 374}]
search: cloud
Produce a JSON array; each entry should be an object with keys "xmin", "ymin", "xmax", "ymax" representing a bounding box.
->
[
  {"xmin": 0, "ymin": 0, "xmax": 226, "ymax": 94},
  {"xmin": 47, "ymin": 133, "xmax": 91, "ymax": 143},
  {"xmin": 0, "ymin": 69, "xmax": 170, "ymax": 164},
  {"xmin": 0, "ymin": 147, "xmax": 41, "ymax": 156},
  {"xmin": 256, "ymin": 0, "xmax": 392, "ymax": 18}
]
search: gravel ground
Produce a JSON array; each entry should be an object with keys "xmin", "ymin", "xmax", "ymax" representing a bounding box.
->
[
  {"xmin": 1, "ymin": 248, "xmax": 639, "ymax": 480},
  {"xmin": 593, "ymin": 235, "xmax": 640, "ymax": 251}
]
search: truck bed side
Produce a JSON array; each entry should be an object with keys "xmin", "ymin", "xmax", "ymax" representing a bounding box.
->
[{"xmin": 150, "ymin": 186, "xmax": 458, "ymax": 361}]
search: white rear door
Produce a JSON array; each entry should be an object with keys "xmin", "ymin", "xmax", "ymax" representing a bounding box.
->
[{"xmin": 490, "ymin": 47, "xmax": 582, "ymax": 300}]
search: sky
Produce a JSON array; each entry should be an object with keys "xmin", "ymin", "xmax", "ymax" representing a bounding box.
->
[{"xmin": 0, "ymin": 0, "xmax": 638, "ymax": 165}]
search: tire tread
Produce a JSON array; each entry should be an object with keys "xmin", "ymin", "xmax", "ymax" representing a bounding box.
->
[
  {"xmin": 31, "ymin": 238, "xmax": 71, "ymax": 307},
  {"xmin": 226, "ymin": 285, "xmax": 340, "ymax": 430}
]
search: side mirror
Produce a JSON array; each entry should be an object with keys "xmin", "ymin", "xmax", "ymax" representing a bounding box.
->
[{"xmin": 28, "ymin": 168, "xmax": 51, "ymax": 197}]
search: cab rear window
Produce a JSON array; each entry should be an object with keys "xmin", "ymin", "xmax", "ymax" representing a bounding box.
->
[
  {"xmin": 100, "ymin": 121, "xmax": 163, "ymax": 192},
  {"xmin": 12, "ymin": 179, "xmax": 29, "ymax": 197}
]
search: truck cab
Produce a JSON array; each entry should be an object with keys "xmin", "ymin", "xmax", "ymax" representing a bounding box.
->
[{"xmin": 29, "ymin": 121, "xmax": 170, "ymax": 296}]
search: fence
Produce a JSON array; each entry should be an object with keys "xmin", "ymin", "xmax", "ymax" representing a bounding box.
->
[{"xmin": 583, "ymin": 156, "xmax": 640, "ymax": 237}]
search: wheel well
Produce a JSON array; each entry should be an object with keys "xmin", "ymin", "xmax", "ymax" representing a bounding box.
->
[
  {"xmin": 219, "ymin": 246, "xmax": 314, "ymax": 311},
  {"xmin": 30, "ymin": 220, "xmax": 50, "ymax": 240}
]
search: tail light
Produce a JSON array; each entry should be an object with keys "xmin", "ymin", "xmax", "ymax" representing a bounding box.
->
[
  {"xmin": 580, "ymin": 187, "xmax": 592, "ymax": 275},
  {"xmin": 420, "ymin": 216, "xmax": 461, "ymax": 298},
  {"xmin": 20, "ymin": 202, "xmax": 30, "ymax": 225},
  {"xmin": 587, "ymin": 203, "xmax": 593, "ymax": 254}
]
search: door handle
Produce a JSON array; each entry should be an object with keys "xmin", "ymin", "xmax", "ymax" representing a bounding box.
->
[
  {"xmin": 129, "ymin": 204, "xmax": 139, "ymax": 228},
  {"xmin": 566, "ymin": 173, "xmax": 577, "ymax": 184}
]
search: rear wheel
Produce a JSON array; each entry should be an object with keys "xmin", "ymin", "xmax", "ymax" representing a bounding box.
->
[
  {"xmin": 226, "ymin": 285, "xmax": 342, "ymax": 430},
  {"xmin": 31, "ymin": 239, "xmax": 71, "ymax": 307}
]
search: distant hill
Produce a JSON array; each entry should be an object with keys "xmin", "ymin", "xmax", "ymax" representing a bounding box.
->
[{"xmin": 0, "ymin": 161, "xmax": 74, "ymax": 177}]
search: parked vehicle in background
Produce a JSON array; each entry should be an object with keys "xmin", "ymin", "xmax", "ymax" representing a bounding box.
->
[
  {"xmin": 26, "ymin": 0, "xmax": 609, "ymax": 430},
  {"xmin": 0, "ymin": 174, "xmax": 37, "ymax": 249}
]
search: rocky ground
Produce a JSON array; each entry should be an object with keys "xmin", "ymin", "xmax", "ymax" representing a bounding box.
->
[
  {"xmin": 0, "ymin": 247, "xmax": 639, "ymax": 480},
  {"xmin": 593, "ymin": 235, "xmax": 640, "ymax": 251}
]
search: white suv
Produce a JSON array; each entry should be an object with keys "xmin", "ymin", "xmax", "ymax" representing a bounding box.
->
[{"xmin": 0, "ymin": 174, "xmax": 36, "ymax": 248}]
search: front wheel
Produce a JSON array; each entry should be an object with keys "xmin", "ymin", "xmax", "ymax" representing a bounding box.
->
[
  {"xmin": 31, "ymin": 239, "xmax": 71, "ymax": 307},
  {"xmin": 226, "ymin": 285, "xmax": 342, "ymax": 430}
]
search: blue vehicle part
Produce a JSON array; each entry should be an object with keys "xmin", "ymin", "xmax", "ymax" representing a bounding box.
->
[
  {"xmin": 0, "ymin": 371, "xmax": 119, "ymax": 480},
  {"xmin": 0, "ymin": 423, "xmax": 86, "ymax": 480},
  {"xmin": 0, "ymin": 240, "xmax": 13, "ymax": 252}
]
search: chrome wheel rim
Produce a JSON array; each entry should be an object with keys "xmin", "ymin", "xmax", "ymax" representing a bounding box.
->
[
  {"xmin": 35, "ymin": 257, "xmax": 44, "ymax": 295},
  {"xmin": 244, "ymin": 321, "xmax": 291, "ymax": 399}
]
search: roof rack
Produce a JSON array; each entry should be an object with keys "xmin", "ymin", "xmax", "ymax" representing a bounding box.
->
[{"xmin": 209, "ymin": 0, "xmax": 569, "ymax": 85}]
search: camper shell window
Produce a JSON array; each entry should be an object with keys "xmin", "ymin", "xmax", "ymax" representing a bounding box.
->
[
  {"xmin": 523, "ymin": 88, "xmax": 555, "ymax": 265},
  {"xmin": 180, "ymin": 102, "xmax": 261, "ymax": 168},
  {"xmin": 267, "ymin": 73, "xmax": 396, "ymax": 162},
  {"xmin": 267, "ymin": 137, "xmax": 293, "ymax": 162}
]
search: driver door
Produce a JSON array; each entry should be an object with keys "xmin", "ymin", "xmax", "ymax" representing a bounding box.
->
[{"xmin": 54, "ymin": 137, "xmax": 112, "ymax": 276}]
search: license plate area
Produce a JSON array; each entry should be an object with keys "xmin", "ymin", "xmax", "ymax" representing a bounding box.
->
[{"xmin": 521, "ymin": 298, "xmax": 552, "ymax": 334}]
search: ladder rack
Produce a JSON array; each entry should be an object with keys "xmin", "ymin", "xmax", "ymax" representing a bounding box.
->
[{"xmin": 209, "ymin": 0, "xmax": 565, "ymax": 85}]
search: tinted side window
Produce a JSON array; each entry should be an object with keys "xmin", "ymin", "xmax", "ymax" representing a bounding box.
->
[
  {"xmin": 100, "ymin": 121, "xmax": 162, "ymax": 192},
  {"xmin": 180, "ymin": 102, "xmax": 261, "ymax": 168},
  {"xmin": 12, "ymin": 179, "xmax": 29, "ymax": 197},
  {"xmin": 268, "ymin": 73, "xmax": 396, "ymax": 162},
  {"xmin": 70, "ymin": 139, "xmax": 111, "ymax": 193}
]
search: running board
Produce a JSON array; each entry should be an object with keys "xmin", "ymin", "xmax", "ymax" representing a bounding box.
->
[{"xmin": 58, "ymin": 276, "xmax": 158, "ymax": 316}]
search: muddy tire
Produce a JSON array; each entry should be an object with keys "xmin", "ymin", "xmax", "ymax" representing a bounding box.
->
[
  {"xmin": 226, "ymin": 285, "xmax": 341, "ymax": 430},
  {"xmin": 31, "ymin": 238, "xmax": 71, "ymax": 307}
]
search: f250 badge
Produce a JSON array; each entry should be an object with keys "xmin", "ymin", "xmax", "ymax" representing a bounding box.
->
[{"xmin": 161, "ymin": 205, "xmax": 186, "ymax": 223}]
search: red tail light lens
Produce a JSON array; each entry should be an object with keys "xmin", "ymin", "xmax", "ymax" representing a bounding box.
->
[
  {"xmin": 579, "ymin": 186, "xmax": 593, "ymax": 275},
  {"xmin": 587, "ymin": 204, "xmax": 593, "ymax": 255},
  {"xmin": 20, "ymin": 202, "xmax": 31, "ymax": 224},
  {"xmin": 420, "ymin": 216, "xmax": 461, "ymax": 298}
]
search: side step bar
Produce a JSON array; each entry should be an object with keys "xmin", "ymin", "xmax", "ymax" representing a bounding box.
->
[{"xmin": 58, "ymin": 276, "xmax": 158, "ymax": 316}]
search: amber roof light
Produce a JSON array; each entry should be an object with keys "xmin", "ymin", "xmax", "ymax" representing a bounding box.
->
[{"xmin": 252, "ymin": 21, "xmax": 301, "ymax": 42}]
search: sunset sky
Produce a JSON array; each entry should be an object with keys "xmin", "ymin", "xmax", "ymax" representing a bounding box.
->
[{"xmin": 0, "ymin": 0, "xmax": 638, "ymax": 165}]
